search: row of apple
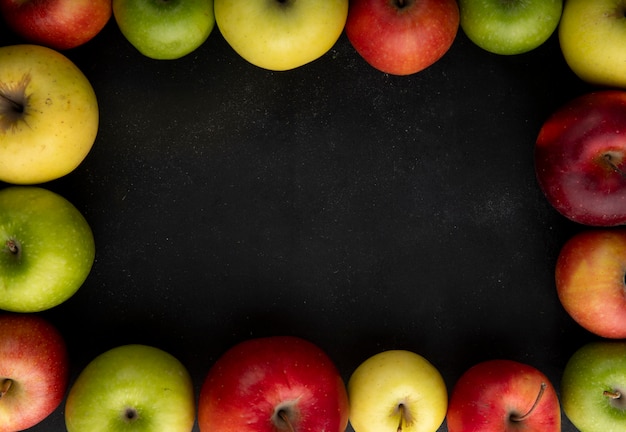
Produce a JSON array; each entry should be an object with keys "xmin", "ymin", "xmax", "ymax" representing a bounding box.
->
[
  {"xmin": 1, "ymin": 0, "xmax": 624, "ymax": 87},
  {"xmin": 3, "ymin": 310, "xmax": 625, "ymax": 432}
]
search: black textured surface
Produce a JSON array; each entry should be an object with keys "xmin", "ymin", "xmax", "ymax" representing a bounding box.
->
[{"xmin": 1, "ymin": 17, "xmax": 597, "ymax": 432}]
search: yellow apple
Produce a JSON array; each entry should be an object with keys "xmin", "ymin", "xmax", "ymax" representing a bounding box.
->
[
  {"xmin": 0, "ymin": 44, "xmax": 99, "ymax": 184},
  {"xmin": 348, "ymin": 350, "xmax": 448, "ymax": 432},
  {"xmin": 559, "ymin": 0, "xmax": 626, "ymax": 88},
  {"xmin": 214, "ymin": 0, "xmax": 348, "ymax": 71}
]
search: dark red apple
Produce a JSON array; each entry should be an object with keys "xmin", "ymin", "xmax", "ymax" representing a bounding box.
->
[
  {"xmin": 447, "ymin": 359, "xmax": 561, "ymax": 432},
  {"xmin": 0, "ymin": 0, "xmax": 112, "ymax": 50},
  {"xmin": 535, "ymin": 90, "xmax": 626, "ymax": 226},
  {"xmin": 345, "ymin": 0, "xmax": 459, "ymax": 76},
  {"xmin": 0, "ymin": 313, "xmax": 69, "ymax": 431},
  {"xmin": 197, "ymin": 336, "xmax": 349, "ymax": 432}
]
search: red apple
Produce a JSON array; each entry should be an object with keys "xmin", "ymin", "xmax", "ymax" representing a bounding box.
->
[
  {"xmin": 0, "ymin": 313, "xmax": 69, "ymax": 431},
  {"xmin": 535, "ymin": 90, "xmax": 626, "ymax": 226},
  {"xmin": 555, "ymin": 228, "xmax": 626, "ymax": 339},
  {"xmin": 447, "ymin": 359, "xmax": 561, "ymax": 432},
  {"xmin": 197, "ymin": 336, "xmax": 349, "ymax": 432},
  {"xmin": 0, "ymin": 0, "xmax": 112, "ymax": 50},
  {"xmin": 345, "ymin": 0, "xmax": 459, "ymax": 76}
]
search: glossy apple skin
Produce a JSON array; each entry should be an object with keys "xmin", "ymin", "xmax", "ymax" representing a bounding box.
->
[
  {"xmin": 198, "ymin": 336, "xmax": 349, "ymax": 432},
  {"xmin": 447, "ymin": 359, "xmax": 561, "ymax": 432},
  {"xmin": 559, "ymin": 0, "xmax": 626, "ymax": 89},
  {"xmin": 459, "ymin": 0, "xmax": 562, "ymax": 55},
  {"xmin": 0, "ymin": 186, "xmax": 96, "ymax": 312},
  {"xmin": 534, "ymin": 90, "xmax": 626, "ymax": 226},
  {"xmin": 0, "ymin": 44, "xmax": 99, "ymax": 185},
  {"xmin": 112, "ymin": 0, "xmax": 215, "ymax": 60},
  {"xmin": 214, "ymin": 0, "xmax": 348, "ymax": 71},
  {"xmin": 0, "ymin": 0, "xmax": 111, "ymax": 50},
  {"xmin": 0, "ymin": 313, "xmax": 68, "ymax": 432},
  {"xmin": 561, "ymin": 340, "xmax": 626, "ymax": 432},
  {"xmin": 65, "ymin": 344, "xmax": 195, "ymax": 432},
  {"xmin": 345, "ymin": 0, "xmax": 459, "ymax": 76},
  {"xmin": 555, "ymin": 228, "xmax": 626, "ymax": 338},
  {"xmin": 347, "ymin": 350, "xmax": 448, "ymax": 432}
]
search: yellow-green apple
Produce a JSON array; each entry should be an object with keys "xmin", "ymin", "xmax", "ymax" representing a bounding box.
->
[
  {"xmin": 561, "ymin": 340, "xmax": 626, "ymax": 432},
  {"xmin": 0, "ymin": 0, "xmax": 112, "ymax": 50},
  {"xmin": 559, "ymin": 0, "xmax": 626, "ymax": 89},
  {"xmin": 65, "ymin": 344, "xmax": 195, "ymax": 432},
  {"xmin": 459, "ymin": 0, "xmax": 562, "ymax": 55},
  {"xmin": 0, "ymin": 44, "xmax": 99, "ymax": 185},
  {"xmin": 345, "ymin": 0, "xmax": 459, "ymax": 76},
  {"xmin": 347, "ymin": 350, "xmax": 447, "ymax": 432},
  {"xmin": 555, "ymin": 228, "xmax": 626, "ymax": 338},
  {"xmin": 0, "ymin": 313, "xmax": 69, "ymax": 432},
  {"xmin": 198, "ymin": 336, "xmax": 349, "ymax": 432},
  {"xmin": 0, "ymin": 186, "xmax": 95, "ymax": 312},
  {"xmin": 112, "ymin": 0, "xmax": 215, "ymax": 60},
  {"xmin": 447, "ymin": 359, "xmax": 561, "ymax": 432},
  {"xmin": 214, "ymin": 0, "xmax": 348, "ymax": 71},
  {"xmin": 534, "ymin": 90, "xmax": 626, "ymax": 226}
]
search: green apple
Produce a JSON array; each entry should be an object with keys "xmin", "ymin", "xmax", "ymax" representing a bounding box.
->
[
  {"xmin": 347, "ymin": 350, "xmax": 448, "ymax": 432},
  {"xmin": 561, "ymin": 340, "xmax": 626, "ymax": 432},
  {"xmin": 65, "ymin": 344, "xmax": 195, "ymax": 432},
  {"xmin": 112, "ymin": 0, "xmax": 215, "ymax": 60},
  {"xmin": 0, "ymin": 186, "xmax": 95, "ymax": 313},
  {"xmin": 0, "ymin": 44, "xmax": 99, "ymax": 185},
  {"xmin": 214, "ymin": 0, "xmax": 348, "ymax": 71},
  {"xmin": 459, "ymin": 0, "xmax": 563, "ymax": 55},
  {"xmin": 559, "ymin": 0, "xmax": 626, "ymax": 88}
]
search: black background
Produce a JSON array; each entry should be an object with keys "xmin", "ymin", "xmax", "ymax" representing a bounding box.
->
[{"xmin": 0, "ymin": 9, "xmax": 600, "ymax": 432}]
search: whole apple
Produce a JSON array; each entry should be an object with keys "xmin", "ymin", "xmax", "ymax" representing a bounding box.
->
[
  {"xmin": 447, "ymin": 359, "xmax": 561, "ymax": 432},
  {"xmin": 347, "ymin": 350, "xmax": 448, "ymax": 432},
  {"xmin": 0, "ymin": 186, "xmax": 95, "ymax": 312},
  {"xmin": 0, "ymin": 44, "xmax": 99, "ymax": 185},
  {"xmin": 198, "ymin": 336, "xmax": 349, "ymax": 432},
  {"xmin": 0, "ymin": 313, "xmax": 69, "ymax": 432},
  {"xmin": 559, "ymin": 0, "xmax": 626, "ymax": 89},
  {"xmin": 561, "ymin": 340, "xmax": 626, "ymax": 432},
  {"xmin": 112, "ymin": 0, "xmax": 215, "ymax": 60},
  {"xmin": 534, "ymin": 90, "xmax": 626, "ymax": 226},
  {"xmin": 65, "ymin": 344, "xmax": 195, "ymax": 432},
  {"xmin": 555, "ymin": 228, "xmax": 626, "ymax": 338},
  {"xmin": 214, "ymin": 0, "xmax": 348, "ymax": 71},
  {"xmin": 0, "ymin": 0, "xmax": 112, "ymax": 50},
  {"xmin": 345, "ymin": 0, "xmax": 459, "ymax": 76},
  {"xmin": 458, "ymin": 0, "xmax": 562, "ymax": 55}
]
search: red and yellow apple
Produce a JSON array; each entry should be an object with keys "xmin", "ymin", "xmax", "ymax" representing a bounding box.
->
[
  {"xmin": 0, "ymin": 0, "xmax": 112, "ymax": 50},
  {"xmin": 555, "ymin": 228, "xmax": 626, "ymax": 339},
  {"xmin": 447, "ymin": 359, "xmax": 561, "ymax": 432},
  {"xmin": 198, "ymin": 336, "xmax": 349, "ymax": 432},
  {"xmin": 345, "ymin": 0, "xmax": 459, "ymax": 75},
  {"xmin": 534, "ymin": 90, "xmax": 626, "ymax": 226},
  {"xmin": 0, "ymin": 313, "xmax": 69, "ymax": 432}
]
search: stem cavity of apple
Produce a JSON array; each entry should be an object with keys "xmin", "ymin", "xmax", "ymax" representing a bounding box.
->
[
  {"xmin": 124, "ymin": 407, "xmax": 139, "ymax": 422},
  {"xmin": 0, "ymin": 73, "xmax": 30, "ymax": 133},
  {"xmin": 603, "ymin": 153, "xmax": 626, "ymax": 178},
  {"xmin": 510, "ymin": 382, "xmax": 547, "ymax": 422},
  {"xmin": 0, "ymin": 379, "xmax": 12, "ymax": 399},
  {"xmin": 277, "ymin": 409, "xmax": 296, "ymax": 432},
  {"xmin": 4, "ymin": 239, "xmax": 21, "ymax": 260}
]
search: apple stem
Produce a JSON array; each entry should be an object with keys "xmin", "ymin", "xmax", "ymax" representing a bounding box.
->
[
  {"xmin": 510, "ymin": 382, "xmax": 546, "ymax": 422},
  {"xmin": 603, "ymin": 153, "xmax": 626, "ymax": 178},
  {"xmin": 6, "ymin": 239, "xmax": 18, "ymax": 255},
  {"xmin": 278, "ymin": 410, "xmax": 296, "ymax": 432},
  {"xmin": 604, "ymin": 390, "xmax": 622, "ymax": 399},
  {"xmin": 0, "ymin": 90, "xmax": 23, "ymax": 113},
  {"xmin": 0, "ymin": 379, "xmax": 12, "ymax": 399},
  {"xmin": 397, "ymin": 404, "xmax": 405, "ymax": 432}
]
